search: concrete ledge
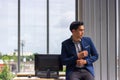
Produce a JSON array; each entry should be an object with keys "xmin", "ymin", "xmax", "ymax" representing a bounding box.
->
[
  {"xmin": 13, "ymin": 77, "xmax": 56, "ymax": 80},
  {"xmin": 16, "ymin": 72, "xmax": 65, "ymax": 77}
]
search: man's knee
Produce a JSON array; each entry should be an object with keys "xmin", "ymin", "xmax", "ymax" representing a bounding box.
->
[
  {"xmin": 84, "ymin": 71, "xmax": 94, "ymax": 80},
  {"xmin": 69, "ymin": 72, "xmax": 80, "ymax": 80}
]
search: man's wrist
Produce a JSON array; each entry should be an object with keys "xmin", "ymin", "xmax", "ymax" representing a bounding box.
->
[
  {"xmin": 84, "ymin": 60, "xmax": 87, "ymax": 64},
  {"xmin": 77, "ymin": 52, "xmax": 84, "ymax": 59}
]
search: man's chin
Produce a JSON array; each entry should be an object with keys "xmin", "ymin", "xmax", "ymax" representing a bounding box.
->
[{"xmin": 80, "ymin": 36, "xmax": 83, "ymax": 39}]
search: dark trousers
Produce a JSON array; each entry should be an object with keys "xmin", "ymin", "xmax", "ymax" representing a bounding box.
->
[{"xmin": 69, "ymin": 69, "xmax": 94, "ymax": 80}]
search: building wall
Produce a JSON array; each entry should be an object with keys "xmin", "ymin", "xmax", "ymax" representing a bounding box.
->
[{"xmin": 77, "ymin": 0, "xmax": 117, "ymax": 80}]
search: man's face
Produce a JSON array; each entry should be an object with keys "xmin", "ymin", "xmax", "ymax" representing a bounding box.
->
[{"xmin": 72, "ymin": 25, "xmax": 85, "ymax": 39}]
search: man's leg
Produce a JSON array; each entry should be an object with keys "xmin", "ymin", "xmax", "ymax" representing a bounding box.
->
[
  {"xmin": 82, "ymin": 70, "xmax": 94, "ymax": 80},
  {"xmin": 69, "ymin": 71, "xmax": 81, "ymax": 80},
  {"xmin": 68, "ymin": 69, "xmax": 94, "ymax": 80}
]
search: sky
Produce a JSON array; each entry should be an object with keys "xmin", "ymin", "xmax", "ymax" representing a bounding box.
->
[{"xmin": 0, "ymin": 0, "xmax": 75, "ymax": 55}]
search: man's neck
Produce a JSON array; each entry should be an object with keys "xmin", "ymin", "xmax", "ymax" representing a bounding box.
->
[{"xmin": 72, "ymin": 36, "xmax": 81, "ymax": 42}]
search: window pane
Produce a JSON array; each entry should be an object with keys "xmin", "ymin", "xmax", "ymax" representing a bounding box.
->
[
  {"xmin": 21, "ymin": 0, "xmax": 46, "ymax": 72},
  {"xmin": 49, "ymin": 0, "xmax": 75, "ymax": 54},
  {"xmin": 0, "ymin": 0, "xmax": 18, "ymax": 73}
]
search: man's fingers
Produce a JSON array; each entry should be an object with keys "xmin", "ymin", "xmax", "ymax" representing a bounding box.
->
[
  {"xmin": 76, "ymin": 59, "xmax": 85, "ymax": 66},
  {"xmin": 83, "ymin": 50, "xmax": 88, "ymax": 57},
  {"xmin": 77, "ymin": 51, "xmax": 88, "ymax": 59}
]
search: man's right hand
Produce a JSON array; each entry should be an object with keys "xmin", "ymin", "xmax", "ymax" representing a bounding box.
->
[{"xmin": 77, "ymin": 50, "xmax": 88, "ymax": 59}]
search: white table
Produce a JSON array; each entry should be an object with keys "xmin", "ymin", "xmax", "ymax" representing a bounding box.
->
[{"xmin": 13, "ymin": 77, "xmax": 56, "ymax": 80}]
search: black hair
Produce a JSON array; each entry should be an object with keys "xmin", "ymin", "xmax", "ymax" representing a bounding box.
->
[{"xmin": 70, "ymin": 21, "xmax": 84, "ymax": 32}]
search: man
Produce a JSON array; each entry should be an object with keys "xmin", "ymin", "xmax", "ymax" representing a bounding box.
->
[{"xmin": 61, "ymin": 21, "xmax": 99, "ymax": 80}]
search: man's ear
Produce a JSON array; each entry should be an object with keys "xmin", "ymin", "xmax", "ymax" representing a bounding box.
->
[{"xmin": 72, "ymin": 29, "xmax": 75, "ymax": 33}]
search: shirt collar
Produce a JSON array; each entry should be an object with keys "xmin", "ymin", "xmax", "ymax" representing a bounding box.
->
[{"xmin": 70, "ymin": 36, "xmax": 81, "ymax": 43}]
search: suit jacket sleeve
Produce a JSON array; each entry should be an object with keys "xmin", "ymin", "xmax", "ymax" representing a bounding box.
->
[
  {"xmin": 61, "ymin": 42, "xmax": 78, "ymax": 66},
  {"xmin": 86, "ymin": 38, "xmax": 99, "ymax": 65}
]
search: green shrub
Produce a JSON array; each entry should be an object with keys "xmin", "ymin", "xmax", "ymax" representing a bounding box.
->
[
  {"xmin": 0, "ymin": 55, "xmax": 16, "ymax": 80},
  {"xmin": 0, "ymin": 65, "xmax": 14, "ymax": 80}
]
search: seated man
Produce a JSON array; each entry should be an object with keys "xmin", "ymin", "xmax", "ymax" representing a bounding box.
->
[{"xmin": 61, "ymin": 21, "xmax": 99, "ymax": 80}]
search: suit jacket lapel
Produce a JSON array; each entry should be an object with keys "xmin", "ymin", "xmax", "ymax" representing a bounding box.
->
[
  {"xmin": 81, "ymin": 38, "xmax": 86, "ymax": 51},
  {"xmin": 69, "ymin": 38, "xmax": 77, "ymax": 54}
]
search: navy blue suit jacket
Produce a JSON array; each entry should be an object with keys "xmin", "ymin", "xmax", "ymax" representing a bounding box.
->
[{"xmin": 61, "ymin": 37, "xmax": 99, "ymax": 80}]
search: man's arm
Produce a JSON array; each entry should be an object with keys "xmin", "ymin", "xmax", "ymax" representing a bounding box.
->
[
  {"xmin": 85, "ymin": 38, "xmax": 99, "ymax": 65},
  {"xmin": 77, "ymin": 50, "xmax": 88, "ymax": 59},
  {"xmin": 76, "ymin": 50, "xmax": 88, "ymax": 66},
  {"xmin": 76, "ymin": 59, "xmax": 87, "ymax": 66},
  {"xmin": 61, "ymin": 43, "xmax": 78, "ymax": 66}
]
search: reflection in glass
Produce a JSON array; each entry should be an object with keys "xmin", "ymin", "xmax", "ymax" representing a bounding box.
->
[
  {"xmin": 49, "ymin": 0, "xmax": 75, "ymax": 54},
  {"xmin": 0, "ymin": 0, "xmax": 18, "ymax": 74},
  {"xmin": 21, "ymin": 0, "xmax": 46, "ymax": 72}
]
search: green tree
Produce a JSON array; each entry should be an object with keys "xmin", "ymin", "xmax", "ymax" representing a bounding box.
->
[
  {"xmin": 2, "ymin": 55, "xmax": 10, "ymax": 64},
  {"xmin": 12, "ymin": 52, "xmax": 17, "ymax": 62},
  {"xmin": 0, "ymin": 65, "xmax": 13, "ymax": 80},
  {"xmin": 0, "ymin": 52, "xmax": 2, "ymax": 59},
  {"xmin": 0, "ymin": 55, "xmax": 14, "ymax": 80}
]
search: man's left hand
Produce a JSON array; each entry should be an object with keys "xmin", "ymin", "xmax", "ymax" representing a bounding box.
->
[{"xmin": 76, "ymin": 59, "xmax": 87, "ymax": 66}]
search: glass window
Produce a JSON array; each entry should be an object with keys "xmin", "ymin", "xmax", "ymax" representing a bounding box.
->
[
  {"xmin": 49, "ymin": 0, "xmax": 75, "ymax": 54},
  {"xmin": 21, "ymin": 0, "xmax": 46, "ymax": 72},
  {"xmin": 0, "ymin": 0, "xmax": 18, "ymax": 72}
]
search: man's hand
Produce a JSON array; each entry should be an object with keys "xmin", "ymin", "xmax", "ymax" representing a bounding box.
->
[
  {"xmin": 77, "ymin": 50, "xmax": 88, "ymax": 59},
  {"xmin": 76, "ymin": 59, "xmax": 87, "ymax": 66}
]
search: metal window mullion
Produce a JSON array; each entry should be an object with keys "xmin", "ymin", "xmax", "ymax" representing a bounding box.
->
[
  {"xmin": 18, "ymin": 0, "xmax": 21, "ymax": 72},
  {"xmin": 76, "ymin": 0, "xmax": 83, "ymax": 21},
  {"xmin": 75, "ymin": 0, "xmax": 78, "ymax": 21},
  {"xmin": 47, "ymin": 0, "xmax": 49, "ymax": 54}
]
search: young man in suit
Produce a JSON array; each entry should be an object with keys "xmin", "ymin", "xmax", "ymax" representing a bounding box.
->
[{"xmin": 61, "ymin": 21, "xmax": 99, "ymax": 80}]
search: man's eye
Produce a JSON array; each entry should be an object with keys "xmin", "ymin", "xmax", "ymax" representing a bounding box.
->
[{"xmin": 80, "ymin": 30, "xmax": 84, "ymax": 31}]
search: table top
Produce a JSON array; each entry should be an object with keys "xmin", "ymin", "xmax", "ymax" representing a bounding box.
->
[
  {"xmin": 14, "ymin": 72, "xmax": 65, "ymax": 80},
  {"xmin": 13, "ymin": 77, "xmax": 56, "ymax": 80},
  {"xmin": 16, "ymin": 72, "xmax": 65, "ymax": 77}
]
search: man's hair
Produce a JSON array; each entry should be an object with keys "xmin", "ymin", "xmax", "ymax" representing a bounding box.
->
[{"xmin": 70, "ymin": 21, "xmax": 84, "ymax": 32}]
